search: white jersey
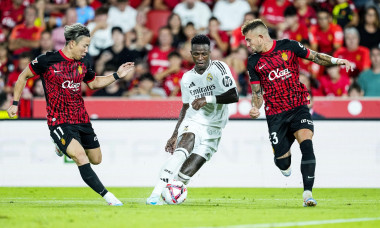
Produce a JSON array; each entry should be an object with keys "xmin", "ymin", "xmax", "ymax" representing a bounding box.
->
[{"xmin": 181, "ymin": 60, "xmax": 237, "ymax": 128}]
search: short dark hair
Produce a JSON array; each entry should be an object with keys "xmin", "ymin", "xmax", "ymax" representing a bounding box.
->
[
  {"xmin": 241, "ymin": 19, "xmax": 268, "ymax": 36},
  {"xmin": 348, "ymin": 82, "xmax": 362, "ymax": 94},
  {"xmin": 168, "ymin": 51, "xmax": 181, "ymax": 59},
  {"xmin": 139, "ymin": 73, "xmax": 155, "ymax": 82},
  {"xmin": 185, "ymin": 22, "xmax": 195, "ymax": 28},
  {"xmin": 19, "ymin": 51, "xmax": 33, "ymax": 60},
  {"xmin": 317, "ymin": 8, "xmax": 331, "ymax": 16},
  {"xmin": 209, "ymin": 16, "xmax": 219, "ymax": 23},
  {"xmin": 191, "ymin": 34, "xmax": 210, "ymax": 46},
  {"xmin": 64, "ymin": 23, "xmax": 90, "ymax": 45},
  {"xmin": 284, "ymin": 6, "xmax": 297, "ymax": 17},
  {"xmin": 95, "ymin": 6, "xmax": 109, "ymax": 16},
  {"xmin": 111, "ymin": 26, "xmax": 123, "ymax": 35}
]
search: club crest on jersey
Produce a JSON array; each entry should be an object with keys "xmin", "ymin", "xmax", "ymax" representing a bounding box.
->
[
  {"xmin": 32, "ymin": 58, "xmax": 38, "ymax": 65},
  {"xmin": 281, "ymin": 52, "xmax": 288, "ymax": 61},
  {"xmin": 78, "ymin": 65, "xmax": 83, "ymax": 74},
  {"xmin": 206, "ymin": 73, "xmax": 213, "ymax": 82}
]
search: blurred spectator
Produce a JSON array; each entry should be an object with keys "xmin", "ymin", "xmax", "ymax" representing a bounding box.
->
[
  {"xmin": 0, "ymin": 43, "xmax": 15, "ymax": 82},
  {"xmin": 0, "ymin": 0, "xmax": 27, "ymax": 32},
  {"xmin": 153, "ymin": 0, "xmax": 180, "ymax": 10},
  {"xmin": 93, "ymin": 66, "xmax": 125, "ymax": 96},
  {"xmin": 124, "ymin": 73, "xmax": 167, "ymax": 98},
  {"xmin": 89, "ymin": 0, "xmax": 103, "ymax": 10},
  {"xmin": 51, "ymin": 8, "xmax": 78, "ymax": 51},
  {"xmin": 230, "ymin": 11, "xmax": 256, "ymax": 51},
  {"xmin": 126, "ymin": 10, "xmax": 153, "ymax": 50},
  {"xmin": 96, "ymin": 27, "xmax": 142, "ymax": 75},
  {"xmin": 207, "ymin": 17, "xmax": 229, "ymax": 56},
  {"xmin": 347, "ymin": 81, "xmax": 363, "ymax": 97},
  {"xmin": 129, "ymin": 0, "xmax": 152, "ymax": 10},
  {"xmin": 125, "ymin": 28, "xmax": 150, "ymax": 55},
  {"xmin": 9, "ymin": 6, "xmax": 43, "ymax": 56},
  {"xmin": 167, "ymin": 13, "xmax": 186, "ymax": 48},
  {"xmin": 309, "ymin": 9, "xmax": 344, "ymax": 55},
  {"xmin": 125, "ymin": 59, "xmax": 150, "ymax": 90},
  {"xmin": 259, "ymin": 0, "xmax": 291, "ymax": 35},
  {"xmin": 0, "ymin": 91, "xmax": 11, "ymax": 111},
  {"xmin": 357, "ymin": 6, "xmax": 380, "ymax": 50},
  {"xmin": 334, "ymin": 27, "xmax": 371, "ymax": 79},
  {"xmin": 212, "ymin": 0, "xmax": 251, "ymax": 32},
  {"xmin": 178, "ymin": 22, "xmax": 196, "ymax": 70},
  {"xmin": 4, "ymin": 52, "xmax": 35, "ymax": 99},
  {"xmin": 148, "ymin": 26, "xmax": 174, "ymax": 75},
  {"xmin": 317, "ymin": 65, "xmax": 350, "ymax": 97},
  {"xmin": 278, "ymin": 6, "xmax": 309, "ymax": 42},
  {"xmin": 332, "ymin": 0, "xmax": 359, "ymax": 28},
  {"xmin": 155, "ymin": 51, "xmax": 185, "ymax": 97},
  {"xmin": 293, "ymin": 0, "xmax": 316, "ymax": 27},
  {"xmin": 31, "ymin": 30, "xmax": 55, "ymax": 58},
  {"xmin": 107, "ymin": 0, "xmax": 137, "ymax": 33},
  {"xmin": 32, "ymin": 78, "xmax": 44, "ymax": 97},
  {"xmin": 357, "ymin": 46, "xmax": 380, "ymax": 97},
  {"xmin": 225, "ymin": 45, "xmax": 249, "ymax": 96},
  {"xmin": 75, "ymin": 0, "xmax": 95, "ymax": 25},
  {"xmin": 44, "ymin": 0, "xmax": 71, "ymax": 18},
  {"xmin": 88, "ymin": 6, "xmax": 113, "ymax": 57},
  {"xmin": 173, "ymin": 0, "xmax": 212, "ymax": 32},
  {"xmin": 366, "ymin": 0, "xmax": 380, "ymax": 17}
]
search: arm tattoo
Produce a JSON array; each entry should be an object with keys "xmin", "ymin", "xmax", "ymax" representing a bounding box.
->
[
  {"xmin": 251, "ymin": 84, "xmax": 263, "ymax": 109},
  {"xmin": 307, "ymin": 50, "xmax": 335, "ymax": 66}
]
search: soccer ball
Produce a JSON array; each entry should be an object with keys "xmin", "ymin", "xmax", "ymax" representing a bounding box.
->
[{"xmin": 161, "ymin": 180, "xmax": 187, "ymax": 205}]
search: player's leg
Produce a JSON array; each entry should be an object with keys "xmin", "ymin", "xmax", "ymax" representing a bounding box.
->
[
  {"xmin": 147, "ymin": 133, "xmax": 194, "ymax": 205},
  {"xmin": 85, "ymin": 148, "xmax": 102, "ymax": 165},
  {"xmin": 177, "ymin": 153, "xmax": 206, "ymax": 184},
  {"xmin": 291, "ymin": 105, "xmax": 316, "ymax": 207},
  {"xmin": 275, "ymin": 151, "xmax": 292, "ymax": 177}
]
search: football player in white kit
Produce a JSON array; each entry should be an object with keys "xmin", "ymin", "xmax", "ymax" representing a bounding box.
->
[{"xmin": 146, "ymin": 34, "xmax": 239, "ymax": 205}]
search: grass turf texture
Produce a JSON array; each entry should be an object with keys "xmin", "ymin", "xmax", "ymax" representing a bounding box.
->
[{"xmin": 0, "ymin": 187, "xmax": 379, "ymax": 228}]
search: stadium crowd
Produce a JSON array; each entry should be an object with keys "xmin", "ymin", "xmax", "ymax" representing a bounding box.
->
[{"xmin": 1, "ymin": 0, "xmax": 380, "ymax": 111}]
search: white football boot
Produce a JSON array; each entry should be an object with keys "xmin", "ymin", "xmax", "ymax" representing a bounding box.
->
[
  {"xmin": 303, "ymin": 190, "xmax": 317, "ymax": 207},
  {"xmin": 146, "ymin": 194, "xmax": 163, "ymax": 205},
  {"xmin": 103, "ymin": 192, "xmax": 123, "ymax": 206}
]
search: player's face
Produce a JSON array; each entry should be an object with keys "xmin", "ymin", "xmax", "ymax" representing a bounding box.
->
[
  {"xmin": 245, "ymin": 30, "xmax": 263, "ymax": 53},
  {"xmin": 191, "ymin": 44, "xmax": 210, "ymax": 71},
  {"xmin": 72, "ymin": 37, "xmax": 90, "ymax": 60}
]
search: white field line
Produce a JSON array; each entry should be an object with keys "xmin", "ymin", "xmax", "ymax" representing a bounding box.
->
[{"xmin": 194, "ymin": 217, "xmax": 380, "ymax": 228}]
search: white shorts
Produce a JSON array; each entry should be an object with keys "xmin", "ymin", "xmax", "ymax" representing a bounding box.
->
[{"xmin": 177, "ymin": 120, "xmax": 222, "ymax": 161}]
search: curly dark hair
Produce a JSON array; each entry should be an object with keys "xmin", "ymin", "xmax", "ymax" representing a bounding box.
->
[{"xmin": 191, "ymin": 34, "xmax": 210, "ymax": 46}]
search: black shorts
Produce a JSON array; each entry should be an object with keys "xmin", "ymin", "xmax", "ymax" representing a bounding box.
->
[
  {"xmin": 49, "ymin": 123, "xmax": 100, "ymax": 157},
  {"xmin": 266, "ymin": 105, "xmax": 314, "ymax": 158}
]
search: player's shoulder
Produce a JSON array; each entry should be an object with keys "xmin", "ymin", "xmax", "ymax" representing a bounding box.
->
[
  {"xmin": 181, "ymin": 69, "xmax": 195, "ymax": 83},
  {"xmin": 247, "ymin": 53, "xmax": 261, "ymax": 66},
  {"xmin": 211, "ymin": 60, "xmax": 230, "ymax": 75}
]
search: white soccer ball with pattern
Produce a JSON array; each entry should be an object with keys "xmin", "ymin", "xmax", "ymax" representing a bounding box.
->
[{"xmin": 161, "ymin": 180, "xmax": 187, "ymax": 205}]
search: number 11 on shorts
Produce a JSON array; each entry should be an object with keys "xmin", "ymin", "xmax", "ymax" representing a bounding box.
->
[{"xmin": 53, "ymin": 126, "xmax": 64, "ymax": 139}]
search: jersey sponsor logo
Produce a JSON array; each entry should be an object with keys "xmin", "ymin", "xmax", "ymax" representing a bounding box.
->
[
  {"xmin": 32, "ymin": 59, "xmax": 38, "ymax": 65},
  {"xmin": 78, "ymin": 65, "xmax": 83, "ymax": 74},
  {"xmin": 206, "ymin": 73, "xmax": 213, "ymax": 82},
  {"xmin": 62, "ymin": 80, "xmax": 81, "ymax": 91},
  {"xmin": 222, "ymin": 76, "xmax": 233, "ymax": 87},
  {"xmin": 189, "ymin": 84, "xmax": 216, "ymax": 98},
  {"xmin": 281, "ymin": 52, "xmax": 288, "ymax": 61},
  {"xmin": 189, "ymin": 82, "xmax": 196, "ymax": 88},
  {"xmin": 259, "ymin": 64, "xmax": 266, "ymax": 69},
  {"xmin": 268, "ymin": 68, "xmax": 292, "ymax": 81}
]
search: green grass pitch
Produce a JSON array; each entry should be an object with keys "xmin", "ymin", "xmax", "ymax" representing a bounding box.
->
[{"xmin": 0, "ymin": 187, "xmax": 379, "ymax": 228}]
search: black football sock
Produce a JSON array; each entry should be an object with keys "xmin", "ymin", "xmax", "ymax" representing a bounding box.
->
[
  {"xmin": 78, "ymin": 163, "xmax": 108, "ymax": 197},
  {"xmin": 300, "ymin": 139, "xmax": 316, "ymax": 191}
]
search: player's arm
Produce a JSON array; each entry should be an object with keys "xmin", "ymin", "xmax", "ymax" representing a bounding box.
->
[
  {"xmin": 248, "ymin": 83, "xmax": 263, "ymax": 119},
  {"xmin": 191, "ymin": 87, "xmax": 239, "ymax": 110},
  {"xmin": 305, "ymin": 50, "xmax": 354, "ymax": 73},
  {"xmin": 87, "ymin": 62, "xmax": 134, "ymax": 90},
  {"xmin": 165, "ymin": 103, "xmax": 190, "ymax": 154},
  {"xmin": 7, "ymin": 66, "xmax": 35, "ymax": 118}
]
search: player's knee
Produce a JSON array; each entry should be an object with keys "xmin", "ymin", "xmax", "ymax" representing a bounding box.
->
[
  {"xmin": 89, "ymin": 155, "xmax": 102, "ymax": 165},
  {"xmin": 274, "ymin": 155, "xmax": 291, "ymax": 171}
]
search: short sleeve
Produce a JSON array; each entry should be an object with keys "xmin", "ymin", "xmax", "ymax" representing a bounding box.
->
[
  {"xmin": 29, "ymin": 54, "xmax": 48, "ymax": 76},
  {"xmin": 288, "ymin": 40, "xmax": 310, "ymax": 59},
  {"xmin": 247, "ymin": 56, "xmax": 260, "ymax": 84},
  {"xmin": 180, "ymin": 76, "xmax": 190, "ymax": 104},
  {"xmin": 215, "ymin": 61, "xmax": 237, "ymax": 92},
  {"xmin": 83, "ymin": 56, "xmax": 96, "ymax": 83}
]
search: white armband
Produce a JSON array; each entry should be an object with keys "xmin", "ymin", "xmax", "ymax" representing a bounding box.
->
[
  {"xmin": 205, "ymin": 96, "xmax": 217, "ymax": 103},
  {"xmin": 331, "ymin": 57, "xmax": 340, "ymax": 64}
]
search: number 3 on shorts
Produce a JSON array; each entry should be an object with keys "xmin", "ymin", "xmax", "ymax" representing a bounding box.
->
[
  {"xmin": 270, "ymin": 132, "xmax": 278, "ymax": 145},
  {"xmin": 53, "ymin": 126, "xmax": 64, "ymax": 140}
]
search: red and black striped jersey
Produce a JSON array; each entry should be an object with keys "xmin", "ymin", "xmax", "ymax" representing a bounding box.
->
[
  {"xmin": 29, "ymin": 50, "xmax": 96, "ymax": 126},
  {"xmin": 247, "ymin": 39, "xmax": 311, "ymax": 116}
]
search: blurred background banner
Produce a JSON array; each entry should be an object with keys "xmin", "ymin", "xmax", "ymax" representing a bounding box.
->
[{"xmin": 1, "ymin": 120, "xmax": 379, "ymax": 187}]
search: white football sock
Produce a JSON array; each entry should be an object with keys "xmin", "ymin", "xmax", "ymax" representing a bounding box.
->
[
  {"xmin": 151, "ymin": 148, "xmax": 189, "ymax": 196},
  {"xmin": 176, "ymin": 171, "xmax": 191, "ymax": 185}
]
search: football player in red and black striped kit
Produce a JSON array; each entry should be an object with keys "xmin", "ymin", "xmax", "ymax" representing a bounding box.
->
[
  {"xmin": 8, "ymin": 23, "xmax": 134, "ymax": 206},
  {"xmin": 242, "ymin": 19, "xmax": 354, "ymax": 207}
]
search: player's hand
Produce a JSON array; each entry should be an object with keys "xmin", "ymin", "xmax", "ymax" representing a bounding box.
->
[
  {"xmin": 191, "ymin": 97, "xmax": 207, "ymax": 110},
  {"xmin": 249, "ymin": 106, "xmax": 260, "ymax": 119},
  {"xmin": 337, "ymin": 59, "xmax": 355, "ymax": 73},
  {"xmin": 117, "ymin": 62, "xmax": 135, "ymax": 78},
  {"xmin": 165, "ymin": 136, "xmax": 177, "ymax": 154},
  {"xmin": 7, "ymin": 105, "xmax": 18, "ymax": 118}
]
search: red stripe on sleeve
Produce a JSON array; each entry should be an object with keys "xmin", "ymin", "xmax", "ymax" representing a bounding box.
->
[
  {"xmin": 306, "ymin": 49, "xmax": 311, "ymax": 59},
  {"xmin": 28, "ymin": 64, "xmax": 37, "ymax": 76},
  {"xmin": 86, "ymin": 73, "xmax": 96, "ymax": 83},
  {"xmin": 250, "ymin": 81, "xmax": 260, "ymax": 84}
]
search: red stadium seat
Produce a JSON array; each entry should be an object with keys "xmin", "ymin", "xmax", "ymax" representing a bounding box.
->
[{"xmin": 146, "ymin": 10, "xmax": 171, "ymax": 41}]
